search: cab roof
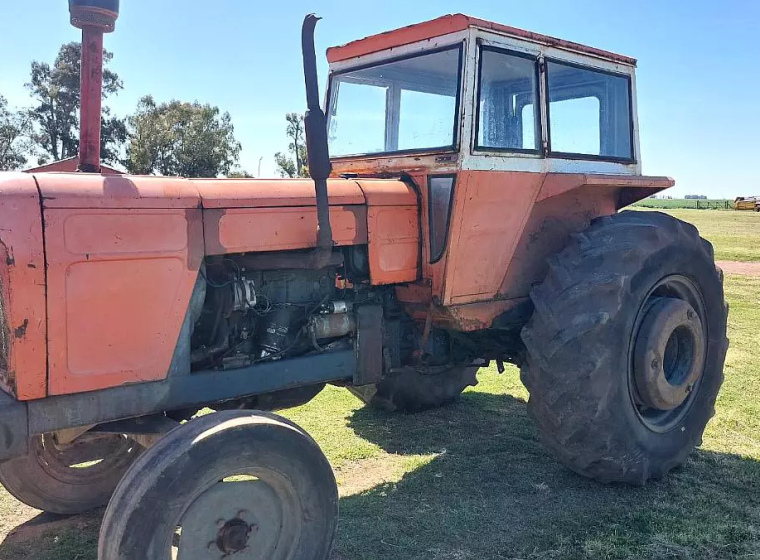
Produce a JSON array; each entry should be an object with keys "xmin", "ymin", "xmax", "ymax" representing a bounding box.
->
[{"xmin": 326, "ymin": 14, "xmax": 636, "ymax": 67}]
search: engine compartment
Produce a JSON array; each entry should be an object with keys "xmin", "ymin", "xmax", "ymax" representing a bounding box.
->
[{"xmin": 188, "ymin": 247, "xmax": 476, "ymax": 383}]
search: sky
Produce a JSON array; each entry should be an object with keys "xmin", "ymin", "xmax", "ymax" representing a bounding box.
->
[{"xmin": 1, "ymin": 0, "xmax": 758, "ymax": 197}]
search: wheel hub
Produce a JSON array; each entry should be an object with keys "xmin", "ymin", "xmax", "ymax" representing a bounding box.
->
[
  {"xmin": 216, "ymin": 518, "xmax": 253, "ymax": 554},
  {"xmin": 633, "ymin": 297, "xmax": 706, "ymax": 411}
]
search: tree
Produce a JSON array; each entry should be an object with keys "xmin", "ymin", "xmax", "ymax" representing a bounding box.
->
[
  {"xmin": 26, "ymin": 42, "xmax": 125, "ymax": 165},
  {"xmin": 0, "ymin": 95, "xmax": 32, "ymax": 171},
  {"xmin": 274, "ymin": 112, "xmax": 309, "ymax": 178},
  {"xmin": 124, "ymin": 96, "xmax": 241, "ymax": 178}
]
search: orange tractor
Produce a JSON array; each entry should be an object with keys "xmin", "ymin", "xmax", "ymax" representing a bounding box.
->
[{"xmin": 0, "ymin": 3, "xmax": 728, "ymax": 558}]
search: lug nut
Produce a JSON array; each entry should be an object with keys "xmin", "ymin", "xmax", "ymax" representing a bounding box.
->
[
  {"xmin": 237, "ymin": 510, "xmax": 248, "ymax": 520},
  {"xmin": 216, "ymin": 518, "xmax": 226, "ymax": 528},
  {"xmin": 651, "ymin": 358, "xmax": 660, "ymax": 370}
]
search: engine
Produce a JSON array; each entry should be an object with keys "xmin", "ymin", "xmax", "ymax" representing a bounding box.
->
[{"xmin": 190, "ymin": 251, "xmax": 371, "ymax": 371}]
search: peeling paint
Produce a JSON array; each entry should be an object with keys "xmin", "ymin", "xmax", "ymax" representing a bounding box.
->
[{"xmin": 13, "ymin": 319, "xmax": 28, "ymax": 339}]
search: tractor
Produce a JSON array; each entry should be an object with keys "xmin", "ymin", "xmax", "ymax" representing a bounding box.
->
[{"xmin": 0, "ymin": 2, "xmax": 728, "ymax": 558}]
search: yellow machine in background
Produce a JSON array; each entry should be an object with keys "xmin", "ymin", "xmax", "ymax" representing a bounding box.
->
[{"xmin": 735, "ymin": 197, "xmax": 760, "ymax": 211}]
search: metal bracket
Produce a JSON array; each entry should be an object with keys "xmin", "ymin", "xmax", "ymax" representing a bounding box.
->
[{"xmin": 354, "ymin": 305, "xmax": 384, "ymax": 386}]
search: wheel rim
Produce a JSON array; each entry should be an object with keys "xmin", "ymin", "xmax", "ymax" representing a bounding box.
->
[
  {"xmin": 629, "ymin": 275, "xmax": 708, "ymax": 433},
  {"xmin": 172, "ymin": 470, "xmax": 302, "ymax": 560},
  {"xmin": 33, "ymin": 433, "xmax": 138, "ymax": 484}
]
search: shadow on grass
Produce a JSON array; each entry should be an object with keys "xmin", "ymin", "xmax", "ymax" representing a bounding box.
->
[
  {"xmin": 337, "ymin": 392, "xmax": 760, "ymax": 559},
  {"xmin": 1, "ymin": 391, "xmax": 758, "ymax": 560}
]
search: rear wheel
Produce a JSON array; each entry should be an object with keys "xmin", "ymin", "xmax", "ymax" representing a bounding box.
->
[
  {"xmin": 349, "ymin": 365, "xmax": 479, "ymax": 413},
  {"xmin": 99, "ymin": 410, "xmax": 338, "ymax": 560},
  {"xmin": 0, "ymin": 433, "xmax": 140, "ymax": 514},
  {"xmin": 521, "ymin": 211, "xmax": 729, "ymax": 484}
]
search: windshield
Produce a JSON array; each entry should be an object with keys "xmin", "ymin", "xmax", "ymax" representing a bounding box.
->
[{"xmin": 327, "ymin": 46, "xmax": 462, "ymax": 157}]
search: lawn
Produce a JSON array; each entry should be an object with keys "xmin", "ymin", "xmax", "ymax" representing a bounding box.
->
[{"xmin": 1, "ymin": 211, "xmax": 758, "ymax": 559}]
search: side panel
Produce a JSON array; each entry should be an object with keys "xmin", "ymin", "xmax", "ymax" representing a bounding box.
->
[
  {"xmin": 443, "ymin": 171, "xmax": 545, "ymax": 305},
  {"xmin": 204, "ymin": 206, "xmax": 368, "ymax": 255},
  {"xmin": 357, "ymin": 180, "xmax": 420, "ymax": 286},
  {"xmin": 367, "ymin": 205, "xmax": 419, "ymax": 285},
  {"xmin": 0, "ymin": 174, "xmax": 47, "ymax": 400},
  {"xmin": 44, "ymin": 208, "xmax": 204, "ymax": 395}
]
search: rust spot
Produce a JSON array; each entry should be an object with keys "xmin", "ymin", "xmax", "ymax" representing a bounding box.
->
[
  {"xmin": 5, "ymin": 254, "xmax": 14, "ymax": 266},
  {"xmin": 14, "ymin": 319, "xmax": 28, "ymax": 339},
  {"xmin": 27, "ymin": 263, "xmax": 36, "ymax": 269}
]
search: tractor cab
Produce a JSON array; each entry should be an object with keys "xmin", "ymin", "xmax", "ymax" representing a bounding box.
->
[
  {"xmin": 324, "ymin": 15, "xmax": 668, "ymax": 319},
  {"xmin": 326, "ymin": 14, "xmax": 640, "ymax": 178}
]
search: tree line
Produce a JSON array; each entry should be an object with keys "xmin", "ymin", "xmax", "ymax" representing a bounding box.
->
[{"xmin": 0, "ymin": 42, "xmax": 307, "ymax": 178}]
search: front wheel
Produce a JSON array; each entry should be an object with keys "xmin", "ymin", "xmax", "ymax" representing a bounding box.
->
[
  {"xmin": 0, "ymin": 433, "xmax": 140, "ymax": 514},
  {"xmin": 521, "ymin": 211, "xmax": 729, "ymax": 485},
  {"xmin": 99, "ymin": 410, "xmax": 338, "ymax": 560}
]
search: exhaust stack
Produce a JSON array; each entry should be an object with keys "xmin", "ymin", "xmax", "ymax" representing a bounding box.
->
[
  {"xmin": 301, "ymin": 14, "xmax": 334, "ymax": 268},
  {"xmin": 69, "ymin": 0, "xmax": 120, "ymax": 173}
]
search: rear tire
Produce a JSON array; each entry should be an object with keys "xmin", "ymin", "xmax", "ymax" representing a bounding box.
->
[
  {"xmin": 99, "ymin": 410, "xmax": 338, "ymax": 560},
  {"xmin": 0, "ymin": 433, "xmax": 140, "ymax": 514},
  {"xmin": 349, "ymin": 365, "xmax": 479, "ymax": 413},
  {"xmin": 521, "ymin": 211, "xmax": 729, "ymax": 484}
]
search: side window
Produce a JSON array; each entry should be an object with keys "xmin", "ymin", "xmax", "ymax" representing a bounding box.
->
[
  {"xmin": 428, "ymin": 175, "xmax": 456, "ymax": 263},
  {"xmin": 546, "ymin": 61, "xmax": 633, "ymax": 160},
  {"xmin": 476, "ymin": 47, "xmax": 540, "ymax": 152}
]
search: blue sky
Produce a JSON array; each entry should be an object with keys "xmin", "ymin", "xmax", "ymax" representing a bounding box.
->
[{"xmin": 1, "ymin": 0, "xmax": 757, "ymax": 197}]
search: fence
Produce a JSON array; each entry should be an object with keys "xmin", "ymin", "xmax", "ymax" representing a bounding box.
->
[{"xmin": 695, "ymin": 200, "xmax": 731, "ymax": 210}]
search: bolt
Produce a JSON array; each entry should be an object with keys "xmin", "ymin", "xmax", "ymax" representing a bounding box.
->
[
  {"xmin": 237, "ymin": 510, "xmax": 248, "ymax": 521},
  {"xmin": 687, "ymin": 310, "xmax": 695, "ymax": 320},
  {"xmin": 651, "ymin": 358, "xmax": 660, "ymax": 370},
  {"xmin": 216, "ymin": 518, "xmax": 226, "ymax": 528}
]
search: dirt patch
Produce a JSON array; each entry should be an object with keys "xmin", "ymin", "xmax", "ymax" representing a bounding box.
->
[
  {"xmin": 334, "ymin": 455, "xmax": 405, "ymax": 497},
  {"xmin": 716, "ymin": 261, "xmax": 760, "ymax": 277}
]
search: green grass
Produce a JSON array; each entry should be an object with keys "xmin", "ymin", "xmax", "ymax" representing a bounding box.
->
[
  {"xmin": 1, "ymin": 211, "xmax": 758, "ymax": 559},
  {"xmin": 632, "ymin": 198, "xmax": 733, "ymax": 210},
  {"xmin": 633, "ymin": 209, "xmax": 760, "ymax": 262}
]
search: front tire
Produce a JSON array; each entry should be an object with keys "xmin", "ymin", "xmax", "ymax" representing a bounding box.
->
[
  {"xmin": 521, "ymin": 211, "xmax": 729, "ymax": 485},
  {"xmin": 99, "ymin": 410, "xmax": 338, "ymax": 560},
  {"xmin": 0, "ymin": 433, "xmax": 140, "ymax": 514}
]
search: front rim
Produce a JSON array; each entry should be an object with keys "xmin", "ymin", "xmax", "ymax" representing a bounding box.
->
[
  {"xmin": 171, "ymin": 469, "xmax": 302, "ymax": 560},
  {"xmin": 34, "ymin": 433, "xmax": 138, "ymax": 484},
  {"xmin": 628, "ymin": 274, "xmax": 708, "ymax": 433}
]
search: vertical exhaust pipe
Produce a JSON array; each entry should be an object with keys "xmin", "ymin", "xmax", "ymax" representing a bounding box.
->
[
  {"xmin": 301, "ymin": 14, "xmax": 334, "ymax": 268},
  {"xmin": 69, "ymin": 0, "xmax": 120, "ymax": 173}
]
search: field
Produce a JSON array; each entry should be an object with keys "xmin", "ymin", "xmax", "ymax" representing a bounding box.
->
[
  {"xmin": 1, "ymin": 210, "xmax": 759, "ymax": 559},
  {"xmin": 632, "ymin": 199, "xmax": 733, "ymax": 210}
]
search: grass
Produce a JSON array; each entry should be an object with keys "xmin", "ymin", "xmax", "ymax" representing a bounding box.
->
[
  {"xmin": 633, "ymin": 208, "xmax": 760, "ymax": 262},
  {"xmin": 1, "ymin": 211, "xmax": 758, "ymax": 559}
]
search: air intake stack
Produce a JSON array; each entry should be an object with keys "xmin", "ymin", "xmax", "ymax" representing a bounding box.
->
[{"xmin": 68, "ymin": 0, "xmax": 120, "ymax": 173}]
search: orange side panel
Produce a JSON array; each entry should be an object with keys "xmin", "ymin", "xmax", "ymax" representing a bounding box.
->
[
  {"xmin": 45, "ymin": 208, "xmax": 204, "ymax": 395},
  {"xmin": 443, "ymin": 171, "xmax": 545, "ymax": 305},
  {"xmin": 195, "ymin": 179, "xmax": 365, "ymax": 209},
  {"xmin": 0, "ymin": 174, "xmax": 47, "ymax": 400},
  {"xmin": 35, "ymin": 173, "xmax": 200, "ymax": 209},
  {"xmin": 367, "ymin": 205, "xmax": 420, "ymax": 285},
  {"xmin": 204, "ymin": 206, "xmax": 368, "ymax": 255}
]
